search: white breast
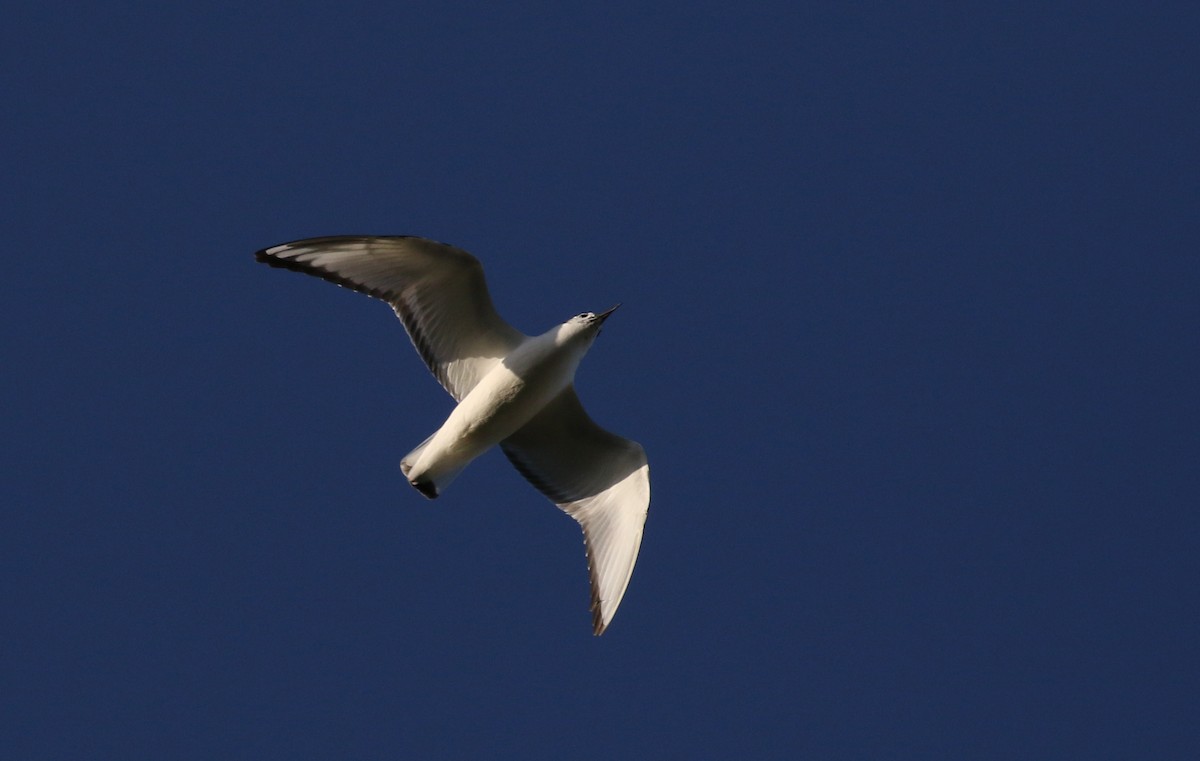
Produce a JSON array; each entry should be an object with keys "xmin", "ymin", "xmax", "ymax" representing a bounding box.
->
[{"xmin": 408, "ymin": 331, "xmax": 582, "ymax": 482}]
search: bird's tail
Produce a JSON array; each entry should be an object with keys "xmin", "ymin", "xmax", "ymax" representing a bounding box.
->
[{"xmin": 400, "ymin": 433, "xmax": 466, "ymax": 499}]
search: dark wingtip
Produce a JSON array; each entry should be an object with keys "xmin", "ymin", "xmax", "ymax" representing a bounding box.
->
[
  {"xmin": 255, "ymin": 245, "xmax": 288, "ymax": 265},
  {"xmin": 591, "ymin": 589, "xmax": 607, "ymax": 636}
]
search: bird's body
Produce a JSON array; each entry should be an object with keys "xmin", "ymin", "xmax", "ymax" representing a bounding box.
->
[
  {"xmin": 402, "ymin": 320, "xmax": 589, "ymax": 497},
  {"xmin": 256, "ymin": 236, "xmax": 649, "ymax": 634}
]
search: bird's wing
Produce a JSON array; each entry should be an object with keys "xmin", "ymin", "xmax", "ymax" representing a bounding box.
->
[
  {"xmin": 256, "ymin": 236, "xmax": 526, "ymax": 400},
  {"xmin": 501, "ymin": 387, "xmax": 650, "ymax": 635}
]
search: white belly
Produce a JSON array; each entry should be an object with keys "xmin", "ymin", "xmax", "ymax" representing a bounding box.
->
[{"xmin": 406, "ymin": 340, "xmax": 575, "ymax": 488}]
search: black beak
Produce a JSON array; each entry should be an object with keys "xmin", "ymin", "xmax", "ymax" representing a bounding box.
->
[{"xmin": 597, "ymin": 303, "xmax": 621, "ymax": 323}]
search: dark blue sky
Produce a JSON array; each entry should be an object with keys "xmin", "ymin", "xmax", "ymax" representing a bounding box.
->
[{"xmin": 4, "ymin": 2, "xmax": 1198, "ymax": 758}]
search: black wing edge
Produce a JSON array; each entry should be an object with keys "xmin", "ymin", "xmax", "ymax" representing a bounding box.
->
[
  {"xmin": 254, "ymin": 236, "xmax": 421, "ymax": 302},
  {"xmin": 254, "ymin": 235, "xmax": 472, "ymax": 301},
  {"xmin": 586, "ymin": 540, "xmax": 607, "ymax": 635}
]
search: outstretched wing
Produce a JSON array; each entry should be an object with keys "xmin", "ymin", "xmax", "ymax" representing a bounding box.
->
[
  {"xmin": 256, "ymin": 236, "xmax": 527, "ymax": 400},
  {"xmin": 501, "ymin": 387, "xmax": 650, "ymax": 635}
]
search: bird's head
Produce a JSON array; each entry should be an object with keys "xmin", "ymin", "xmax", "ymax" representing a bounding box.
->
[{"xmin": 564, "ymin": 303, "xmax": 620, "ymax": 340}]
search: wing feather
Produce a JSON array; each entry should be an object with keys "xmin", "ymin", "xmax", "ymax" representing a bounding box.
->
[
  {"xmin": 256, "ymin": 236, "xmax": 526, "ymax": 400},
  {"xmin": 501, "ymin": 387, "xmax": 650, "ymax": 635}
]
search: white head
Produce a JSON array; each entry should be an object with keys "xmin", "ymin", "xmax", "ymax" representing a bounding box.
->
[{"xmin": 559, "ymin": 303, "xmax": 621, "ymax": 345}]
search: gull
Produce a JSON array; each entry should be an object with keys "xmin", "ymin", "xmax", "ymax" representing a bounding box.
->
[{"xmin": 256, "ymin": 236, "xmax": 650, "ymax": 635}]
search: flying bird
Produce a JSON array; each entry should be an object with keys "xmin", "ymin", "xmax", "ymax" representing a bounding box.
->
[{"xmin": 256, "ymin": 236, "xmax": 650, "ymax": 634}]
